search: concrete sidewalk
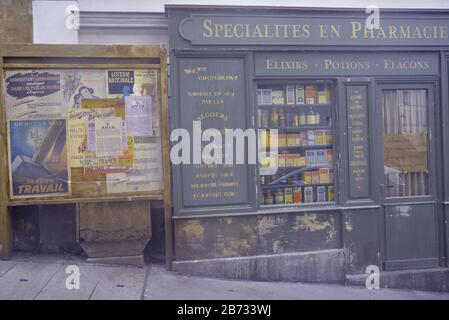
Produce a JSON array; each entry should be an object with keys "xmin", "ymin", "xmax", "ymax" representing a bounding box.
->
[{"xmin": 0, "ymin": 253, "xmax": 448, "ymax": 300}]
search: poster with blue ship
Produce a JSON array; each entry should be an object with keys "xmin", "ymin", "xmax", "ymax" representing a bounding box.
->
[{"xmin": 8, "ymin": 119, "xmax": 70, "ymax": 198}]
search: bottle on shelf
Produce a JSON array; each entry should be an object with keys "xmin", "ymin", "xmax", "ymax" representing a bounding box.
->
[
  {"xmin": 299, "ymin": 111, "xmax": 306, "ymax": 125},
  {"xmin": 315, "ymin": 111, "xmax": 320, "ymax": 125},
  {"xmin": 264, "ymin": 190, "xmax": 274, "ymax": 205},
  {"xmin": 293, "ymin": 187, "xmax": 302, "ymax": 203},
  {"xmin": 261, "ymin": 109, "xmax": 270, "ymax": 128},
  {"xmin": 307, "ymin": 107, "xmax": 315, "ymax": 125},
  {"xmin": 274, "ymin": 189, "xmax": 284, "ymax": 204},
  {"xmin": 293, "ymin": 113, "xmax": 300, "ymax": 127},
  {"xmin": 286, "ymin": 110, "xmax": 292, "ymax": 128},
  {"xmin": 278, "ymin": 108, "xmax": 286, "ymax": 128},
  {"xmin": 270, "ymin": 107, "xmax": 279, "ymax": 128}
]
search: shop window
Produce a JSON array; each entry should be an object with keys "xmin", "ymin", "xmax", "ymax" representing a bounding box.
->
[
  {"xmin": 382, "ymin": 89, "xmax": 429, "ymax": 197},
  {"xmin": 256, "ymin": 82, "xmax": 335, "ymax": 206}
]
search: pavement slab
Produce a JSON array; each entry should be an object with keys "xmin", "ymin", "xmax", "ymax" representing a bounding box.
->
[
  {"xmin": 35, "ymin": 264, "xmax": 148, "ymax": 300},
  {"xmin": 1, "ymin": 254, "xmax": 449, "ymax": 300},
  {"xmin": 144, "ymin": 264, "xmax": 449, "ymax": 300},
  {"xmin": 0, "ymin": 262, "xmax": 60, "ymax": 300},
  {"xmin": 0, "ymin": 261, "xmax": 16, "ymax": 278}
]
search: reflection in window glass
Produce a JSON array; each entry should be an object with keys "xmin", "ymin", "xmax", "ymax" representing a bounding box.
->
[{"xmin": 382, "ymin": 89, "xmax": 428, "ymax": 197}]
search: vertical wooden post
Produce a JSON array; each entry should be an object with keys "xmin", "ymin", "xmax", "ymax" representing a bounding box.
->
[
  {"xmin": 0, "ymin": 47, "xmax": 11, "ymax": 260},
  {"xmin": 160, "ymin": 49, "xmax": 173, "ymax": 270}
]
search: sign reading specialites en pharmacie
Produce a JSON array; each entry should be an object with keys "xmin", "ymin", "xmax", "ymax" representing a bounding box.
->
[{"xmin": 178, "ymin": 15, "xmax": 449, "ymax": 46}]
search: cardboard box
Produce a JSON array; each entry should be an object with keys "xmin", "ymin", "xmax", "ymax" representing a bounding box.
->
[
  {"xmin": 317, "ymin": 186, "xmax": 326, "ymax": 202},
  {"xmin": 286, "ymin": 86, "xmax": 295, "ymax": 104},
  {"xmin": 286, "ymin": 154, "xmax": 295, "ymax": 167},
  {"xmin": 293, "ymin": 187, "xmax": 302, "ymax": 203},
  {"xmin": 287, "ymin": 134, "xmax": 298, "ymax": 147},
  {"xmin": 319, "ymin": 168, "xmax": 330, "ymax": 183},
  {"xmin": 325, "ymin": 130, "xmax": 333, "ymax": 145},
  {"xmin": 278, "ymin": 154, "xmax": 286, "ymax": 167},
  {"xmin": 327, "ymin": 186, "xmax": 335, "ymax": 201},
  {"xmin": 304, "ymin": 186, "xmax": 314, "ymax": 203},
  {"xmin": 325, "ymin": 149, "xmax": 333, "ymax": 164},
  {"xmin": 304, "ymin": 172, "xmax": 312, "ymax": 185},
  {"xmin": 315, "ymin": 130, "xmax": 325, "ymax": 145},
  {"xmin": 278, "ymin": 133, "xmax": 287, "ymax": 147},
  {"xmin": 284, "ymin": 187, "xmax": 293, "ymax": 204},
  {"xmin": 306, "ymin": 150, "xmax": 315, "ymax": 165},
  {"xmin": 294, "ymin": 155, "xmax": 306, "ymax": 167},
  {"xmin": 296, "ymin": 85, "xmax": 305, "ymax": 104},
  {"xmin": 312, "ymin": 171, "xmax": 320, "ymax": 184},
  {"xmin": 315, "ymin": 150, "xmax": 325, "ymax": 165}
]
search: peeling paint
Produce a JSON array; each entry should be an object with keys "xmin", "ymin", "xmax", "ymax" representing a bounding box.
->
[
  {"xmin": 345, "ymin": 220, "xmax": 353, "ymax": 232},
  {"xmin": 223, "ymin": 218, "xmax": 233, "ymax": 224},
  {"xmin": 223, "ymin": 239, "xmax": 251, "ymax": 257},
  {"xmin": 176, "ymin": 212, "xmax": 340, "ymax": 261},
  {"xmin": 273, "ymin": 240, "xmax": 284, "ymax": 253},
  {"xmin": 397, "ymin": 206, "xmax": 411, "ymax": 217},
  {"xmin": 181, "ymin": 220, "xmax": 204, "ymax": 240},
  {"xmin": 294, "ymin": 213, "xmax": 332, "ymax": 232},
  {"xmin": 257, "ymin": 215, "xmax": 288, "ymax": 236}
]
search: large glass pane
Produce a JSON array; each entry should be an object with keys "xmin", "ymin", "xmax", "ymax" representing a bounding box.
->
[
  {"xmin": 382, "ymin": 89, "xmax": 429, "ymax": 197},
  {"xmin": 257, "ymin": 82, "xmax": 335, "ymax": 206}
]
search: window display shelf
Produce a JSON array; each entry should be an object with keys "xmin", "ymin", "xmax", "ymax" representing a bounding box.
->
[
  {"xmin": 257, "ymin": 82, "xmax": 335, "ymax": 206},
  {"xmin": 259, "ymin": 126, "xmax": 332, "ymax": 131},
  {"xmin": 257, "ymin": 103, "xmax": 332, "ymax": 108}
]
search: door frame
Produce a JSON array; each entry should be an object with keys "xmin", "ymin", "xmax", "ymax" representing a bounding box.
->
[{"xmin": 374, "ymin": 78, "xmax": 442, "ymax": 271}]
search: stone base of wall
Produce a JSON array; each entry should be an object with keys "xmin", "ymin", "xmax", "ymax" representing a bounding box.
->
[
  {"xmin": 173, "ymin": 249, "xmax": 346, "ymax": 284},
  {"xmin": 346, "ymin": 268, "xmax": 449, "ymax": 293}
]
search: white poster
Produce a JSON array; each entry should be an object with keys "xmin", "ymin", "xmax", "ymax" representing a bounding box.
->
[
  {"xmin": 124, "ymin": 96, "xmax": 153, "ymax": 136},
  {"xmin": 94, "ymin": 116, "xmax": 123, "ymax": 157},
  {"xmin": 106, "ymin": 136, "xmax": 162, "ymax": 193},
  {"xmin": 4, "ymin": 70, "xmax": 64, "ymax": 119}
]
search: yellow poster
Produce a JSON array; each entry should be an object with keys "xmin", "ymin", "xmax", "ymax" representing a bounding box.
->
[{"xmin": 67, "ymin": 109, "xmax": 93, "ymax": 168}]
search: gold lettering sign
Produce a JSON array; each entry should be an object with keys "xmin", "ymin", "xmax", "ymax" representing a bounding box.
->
[{"xmin": 201, "ymin": 18, "xmax": 449, "ymax": 41}]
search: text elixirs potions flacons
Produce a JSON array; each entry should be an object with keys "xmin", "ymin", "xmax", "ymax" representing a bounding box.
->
[{"xmin": 202, "ymin": 19, "xmax": 449, "ymax": 40}]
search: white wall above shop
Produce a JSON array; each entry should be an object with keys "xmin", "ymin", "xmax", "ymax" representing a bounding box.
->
[
  {"xmin": 32, "ymin": 0, "xmax": 449, "ymax": 45},
  {"xmin": 33, "ymin": 0, "xmax": 78, "ymax": 44},
  {"xmin": 77, "ymin": 0, "xmax": 449, "ymax": 11}
]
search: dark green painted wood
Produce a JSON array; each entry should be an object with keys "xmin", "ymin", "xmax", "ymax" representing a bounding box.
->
[
  {"xmin": 167, "ymin": 6, "xmax": 449, "ymax": 271},
  {"xmin": 174, "ymin": 211, "xmax": 339, "ymax": 261}
]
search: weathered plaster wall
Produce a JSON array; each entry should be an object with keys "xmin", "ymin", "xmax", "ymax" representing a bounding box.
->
[
  {"xmin": 0, "ymin": 0, "xmax": 33, "ymax": 44},
  {"xmin": 175, "ymin": 212, "xmax": 340, "ymax": 261}
]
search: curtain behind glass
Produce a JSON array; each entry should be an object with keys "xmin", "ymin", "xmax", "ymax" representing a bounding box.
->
[{"xmin": 382, "ymin": 89, "xmax": 429, "ymax": 197}]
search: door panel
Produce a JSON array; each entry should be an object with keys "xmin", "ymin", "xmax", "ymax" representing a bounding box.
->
[
  {"xmin": 384, "ymin": 203, "xmax": 439, "ymax": 270},
  {"xmin": 377, "ymin": 83, "xmax": 439, "ymax": 271}
]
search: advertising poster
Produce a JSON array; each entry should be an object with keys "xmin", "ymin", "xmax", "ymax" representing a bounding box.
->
[
  {"xmin": 106, "ymin": 136, "xmax": 163, "ymax": 194},
  {"xmin": 124, "ymin": 96, "xmax": 153, "ymax": 136},
  {"xmin": 94, "ymin": 116, "xmax": 124, "ymax": 157},
  {"xmin": 4, "ymin": 70, "xmax": 64, "ymax": 119},
  {"xmin": 107, "ymin": 70, "xmax": 135, "ymax": 98},
  {"xmin": 67, "ymin": 108, "xmax": 94, "ymax": 168},
  {"xmin": 67, "ymin": 99, "xmax": 133, "ymax": 174},
  {"xmin": 9, "ymin": 119, "xmax": 70, "ymax": 198},
  {"xmin": 135, "ymin": 70, "xmax": 160, "ymax": 137},
  {"xmin": 107, "ymin": 69, "xmax": 160, "ymax": 136},
  {"xmin": 61, "ymin": 70, "xmax": 106, "ymax": 109}
]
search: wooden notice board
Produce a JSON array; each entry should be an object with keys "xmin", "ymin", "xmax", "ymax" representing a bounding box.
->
[{"xmin": 0, "ymin": 44, "xmax": 172, "ymax": 267}]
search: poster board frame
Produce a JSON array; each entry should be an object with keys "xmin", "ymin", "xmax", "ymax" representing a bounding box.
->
[{"xmin": 0, "ymin": 44, "xmax": 173, "ymax": 268}]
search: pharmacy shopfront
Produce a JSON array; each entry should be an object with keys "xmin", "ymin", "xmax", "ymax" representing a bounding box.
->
[{"xmin": 166, "ymin": 5, "xmax": 449, "ymax": 284}]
